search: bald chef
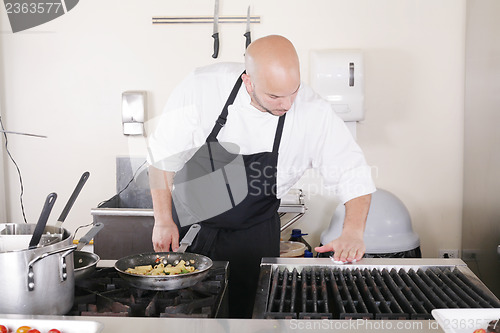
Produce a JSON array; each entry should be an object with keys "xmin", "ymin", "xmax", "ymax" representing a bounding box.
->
[{"xmin": 147, "ymin": 35, "xmax": 376, "ymax": 318}]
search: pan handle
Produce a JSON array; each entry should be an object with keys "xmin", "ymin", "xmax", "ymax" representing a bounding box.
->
[
  {"xmin": 76, "ymin": 222, "xmax": 104, "ymax": 251},
  {"xmin": 27, "ymin": 244, "xmax": 77, "ymax": 291},
  {"xmin": 177, "ymin": 223, "xmax": 201, "ymax": 253}
]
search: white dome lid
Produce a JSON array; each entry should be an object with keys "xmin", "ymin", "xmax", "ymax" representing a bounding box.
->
[{"xmin": 320, "ymin": 188, "xmax": 420, "ymax": 253}]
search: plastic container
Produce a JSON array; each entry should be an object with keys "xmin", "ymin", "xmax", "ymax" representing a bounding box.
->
[
  {"xmin": 280, "ymin": 241, "xmax": 306, "ymax": 257},
  {"xmin": 320, "ymin": 188, "xmax": 421, "ymax": 258},
  {"xmin": 288, "ymin": 229, "xmax": 312, "ymax": 252}
]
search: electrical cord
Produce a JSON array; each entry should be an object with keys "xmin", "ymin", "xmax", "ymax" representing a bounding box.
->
[
  {"xmin": 0, "ymin": 113, "xmax": 147, "ymax": 221},
  {"xmin": 97, "ymin": 160, "xmax": 148, "ymax": 208},
  {"xmin": 79, "ymin": 161, "xmax": 147, "ymax": 240},
  {"xmin": 0, "ymin": 115, "xmax": 27, "ymax": 223}
]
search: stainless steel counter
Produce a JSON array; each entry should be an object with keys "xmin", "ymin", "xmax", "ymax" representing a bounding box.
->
[
  {"xmin": 0, "ymin": 314, "xmax": 445, "ymax": 333},
  {"xmin": 4, "ymin": 259, "xmax": 497, "ymax": 332}
]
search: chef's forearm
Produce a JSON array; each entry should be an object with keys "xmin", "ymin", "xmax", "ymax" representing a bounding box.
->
[
  {"xmin": 342, "ymin": 194, "xmax": 371, "ymax": 236},
  {"xmin": 149, "ymin": 166, "xmax": 175, "ymax": 226},
  {"xmin": 315, "ymin": 193, "xmax": 371, "ymax": 258}
]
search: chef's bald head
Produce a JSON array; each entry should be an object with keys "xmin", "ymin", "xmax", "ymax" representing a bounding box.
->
[
  {"xmin": 242, "ymin": 36, "xmax": 301, "ymax": 116},
  {"xmin": 244, "ymin": 35, "xmax": 300, "ymax": 87}
]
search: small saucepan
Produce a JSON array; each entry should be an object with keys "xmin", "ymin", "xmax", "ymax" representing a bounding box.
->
[
  {"xmin": 114, "ymin": 224, "xmax": 213, "ymax": 290},
  {"xmin": 73, "ymin": 223, "xmax": 104, "ymax": 281}
]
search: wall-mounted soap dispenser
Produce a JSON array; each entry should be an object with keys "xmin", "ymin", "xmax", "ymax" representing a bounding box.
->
[
  {"xmin": 122, "ymin": 91, "xmax": 147, "ymax": 135},
  {"xmin": 310, "ymin": 50, "xmax": 364, "ymax": 122}
]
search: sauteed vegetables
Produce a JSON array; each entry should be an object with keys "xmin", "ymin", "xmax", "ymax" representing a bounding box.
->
[{"xmin": 125, "ymin": 259, "xmax": 197, "ymax": 276}]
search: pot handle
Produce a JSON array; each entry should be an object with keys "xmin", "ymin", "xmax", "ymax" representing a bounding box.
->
[{"xmin": 27, "ymin": 244, "xmax": 77, "ymax": 292}]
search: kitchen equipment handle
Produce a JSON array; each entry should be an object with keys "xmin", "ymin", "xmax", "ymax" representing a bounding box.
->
[
  {"xmin": 76, "ymin": 222, "xmax": 104, "ymax": 251},
  {"xmin": 27, "ymin": 244, "xmax": 77, "ymax": 291},
  {"xmin": 29, "ymin": 192, "xmax": 57, "ymax": 249},
  {"xmin": 56, "ymin": 171, "xmax": 90, "ymax": 227},
  {"xmin": 212, "ymin": 32, "xmax": 219, "ymax": 58},
  {"xmin": 349, "ymin": 62, "xmax": 355, "ymax": 87},
  {"xmin": 177, "ymin": 224, "xmax": 201, "ymax": 253},
  {"xmin": 280, "ymin": 212, "xmax": 306, "ymax": 232}
]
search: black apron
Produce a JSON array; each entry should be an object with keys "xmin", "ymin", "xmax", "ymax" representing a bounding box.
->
[{"xmin": 172, "ymin": 72, "xmax": 286, "ymax": 318}]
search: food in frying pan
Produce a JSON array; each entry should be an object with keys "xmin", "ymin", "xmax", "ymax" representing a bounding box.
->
[{"xmin": 125, "ymin": 259, "xmax": 197, "ymax": 276}]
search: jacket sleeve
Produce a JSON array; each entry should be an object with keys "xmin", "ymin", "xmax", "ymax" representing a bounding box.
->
[
  {"xmin": 147, "ymin": 72, "xmax": 204, "ymax": 172},
  {"xmin": 308, "ymin": 99, "xmax": 376, "ymax": 204}
]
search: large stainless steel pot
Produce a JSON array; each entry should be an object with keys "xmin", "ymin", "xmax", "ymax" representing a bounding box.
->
[
  {"xmin": 0, "ymin": 224, "xmax": 76, "ymax": 315},
  {"xmin": 0, "ymin": 223, "xmax": 63, "ymax": 251}
]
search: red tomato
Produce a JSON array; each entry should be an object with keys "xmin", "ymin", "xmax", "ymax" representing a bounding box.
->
[
  {"xmin": 48, "ymin": 330, "xmax": 61, "ymax": 333},
  {"xmin": 473, "ymin": 329, "xmax": 486, "ymax": 333},
  {"xmin": 26, "ymin": 330, "xmax": 40, "ymax": 333},
  {"xmin": 0, "ymin": 325, "xmax": 8, "ymax": 333},
  {"xmin": 16, "ymin": 327, "xmax": 31, "ymax": 333}
]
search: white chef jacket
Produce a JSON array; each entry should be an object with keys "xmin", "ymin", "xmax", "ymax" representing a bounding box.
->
[{"xmin": 147, "ymin": 62, "xmax": 375, "ymax": 204}]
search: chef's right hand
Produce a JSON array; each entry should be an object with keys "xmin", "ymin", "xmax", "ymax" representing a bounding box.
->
[{"xmin": 152, "ymin": 221, "xmax": 179, "ymax": 252}]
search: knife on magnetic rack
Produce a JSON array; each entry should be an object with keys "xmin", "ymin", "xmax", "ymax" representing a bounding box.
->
[
  {"xmin": 212, "ymin": 0, "xmax": 220, "ymax": 58},
  {"xmin": 244, "ymin": 5, "xmax": 251, "ymax": 49}
]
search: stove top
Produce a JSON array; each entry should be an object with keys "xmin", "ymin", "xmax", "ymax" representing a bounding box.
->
[{"xmin": 68, "ymin": 261, "xmax": 229, "ymax": 318}]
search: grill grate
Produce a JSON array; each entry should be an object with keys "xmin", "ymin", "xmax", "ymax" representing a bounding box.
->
[
  {"xmin": 69, "ymin": 264, "xmax": 229, "ymax": 318},
  {"xmin": 264, "ymin": 267, "xmax": 500, "ymax": 320}
]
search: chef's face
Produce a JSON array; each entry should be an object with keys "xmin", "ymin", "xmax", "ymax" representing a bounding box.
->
[
  {"xmin": 243, "ymin": 70, "xmax": 300, "ymax": 117},
  {"xmin": 250, "ymin": 82, "xmax": 300, "ymax": 117}
]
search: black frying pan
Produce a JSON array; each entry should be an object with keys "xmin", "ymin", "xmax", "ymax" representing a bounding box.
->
[
  {"xmin": 114, "ymin": 224, "xmax": 212, "ymax": 290},
  {"xmin": 73, "ymin": 223, "xmax": 104, "ymax": 281},
  {"xmin": 74, "ymin": 251, "xmax": 100, "ymax": 281}
]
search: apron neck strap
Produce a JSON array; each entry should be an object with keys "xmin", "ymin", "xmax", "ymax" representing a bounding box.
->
[
  {"xmin": 206, "ymin": 70, "xmax": 287, "ymax": 155},
  {"xmin": 207, "ymin": 71, "xmax": 245, "ymax": 142},
  {"xmin": 272, "ymin": 113, "xmax": 286, "ymax": 154}
]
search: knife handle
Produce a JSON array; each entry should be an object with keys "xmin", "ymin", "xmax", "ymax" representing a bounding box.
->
[
  {"xmin": 244, "ymin": 31, "xmax": 251, "ymax": 49},
  {"xmin": 212, "ymin": 32, "xmax": 219, "ymax": 58}
]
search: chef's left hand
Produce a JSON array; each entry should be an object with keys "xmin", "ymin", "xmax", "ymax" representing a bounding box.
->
[
  {"xmin": 315, "ymin": 231, "xmax": 365, "ymax": 262},
  {"xmin": 315, "ymin": 194, "xmax": 371, "ymax": 262}
]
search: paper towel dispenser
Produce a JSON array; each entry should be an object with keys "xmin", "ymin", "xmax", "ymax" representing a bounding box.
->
[
  {"xmin": 122, "ymin": 91, "xmax": 146, "ymax": 136},
  {"xmin": 310, "ymin": 50, "xmax": 365, "ymax": 121}
]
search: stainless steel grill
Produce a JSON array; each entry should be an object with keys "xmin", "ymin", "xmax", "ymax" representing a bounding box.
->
[{"xmin": 252, "ymin": 258, "xmax": 500, "ymax": 320}]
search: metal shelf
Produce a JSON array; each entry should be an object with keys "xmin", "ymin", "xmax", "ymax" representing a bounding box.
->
[{"xmin": 278, "ymin": 189, "xmax": 307, "ymax": 232}]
